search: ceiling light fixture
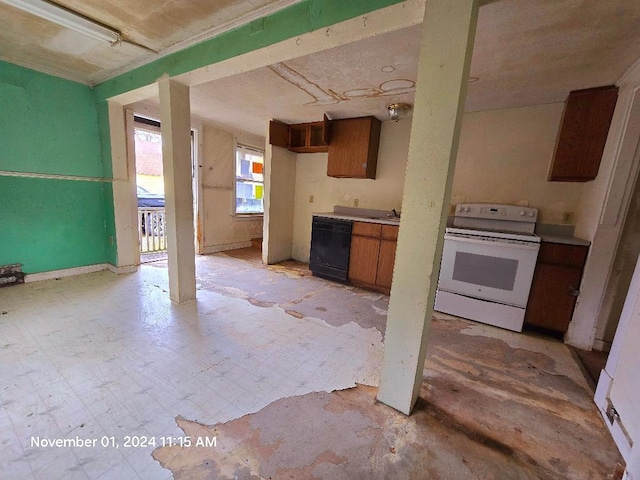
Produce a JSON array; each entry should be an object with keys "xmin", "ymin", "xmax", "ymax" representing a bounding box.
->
[
  {"xmin": 387, "ymin": 102, "xmax": 411, "ymax": 122},
  {"xmin": 1, "ymin": 0, "xmax": 121, "ymax": 44}
]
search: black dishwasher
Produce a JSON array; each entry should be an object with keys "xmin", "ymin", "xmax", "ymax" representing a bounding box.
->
[{"xmin": 309, "ymin": 217, "xmax": 353, "ymax": 282}]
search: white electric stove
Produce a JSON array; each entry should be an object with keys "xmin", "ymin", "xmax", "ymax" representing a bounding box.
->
[{"xmin": 435, "ymin": 204, "xmax": 541, "ymax": 332}]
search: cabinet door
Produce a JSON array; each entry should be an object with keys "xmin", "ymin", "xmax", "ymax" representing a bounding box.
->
[
  {"xmin": 376, "ymin": 239, "xmax": 397, "ymax": 289},
  {"xmin": 348, "ymin": 236, "xmax": 380, "ymax": 285},
  {"xmin": 549, "ymin": 85, "xmax": 618, "ymax": 181},
  {"xmin": 381, "ymin": 225, "xmax": 399, "ymax": 241},
  {"xmin": 524, "ymin": 264, "xmax": 583, "ymax": 332},
  {"xmin": 269, "ymin": 120, "xmax": 289, "ymax": 148},
  {"xmin": 327, "ymin": 117, "xmax": 380, "ymax": 178}
]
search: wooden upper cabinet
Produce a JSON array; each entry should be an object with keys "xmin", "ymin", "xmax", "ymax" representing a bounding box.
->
[
  {"xmin": 548, "ymin": 85, "xmax": 618, "ymax": 182},
  {"xmin": 327, "ymin": 116, "xmax": 381, "ymax": 178},
  {"xmin": 268, "ymin": 115, "xmax": 331, "ymax": 153},
  {"xmin": 269, "ymin": 120, "xmax": 289, "ymax": 149}
]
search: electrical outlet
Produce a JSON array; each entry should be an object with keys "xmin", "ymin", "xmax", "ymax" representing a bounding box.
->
[
  {"xmin": 354, "ymin": 199, "xmax": 359, "ymax": 207},
  {"xmin": 561, "ymin": 211, "xmax": 575, "ymax": 224},
  {"xmin": 309, "ymin": 195, "xmax": 314, "ymax": 203}
]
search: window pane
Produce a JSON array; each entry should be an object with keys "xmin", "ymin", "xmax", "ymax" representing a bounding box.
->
[
  {"xmin": 236, "ymin": 180, "xmax": 264, "ymax": 213},
  {"xmin": 236, "ymin": 146, "xmax": 264, "ymax": 214}
]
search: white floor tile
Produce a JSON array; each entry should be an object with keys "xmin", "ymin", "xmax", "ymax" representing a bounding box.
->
[{"xmin": 0, "ymin": 260, "xmax": 384, "ymax": 480}]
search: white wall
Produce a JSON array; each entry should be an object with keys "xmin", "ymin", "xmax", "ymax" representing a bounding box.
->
[
  {"xmin": 200, "ymin": 123, "xmax": 263, "ymax": 253},
  {"xmin": 292, "ymin": 119, "xmax": 411, "ymax": 262},
  {"xmin": 292, "ymin": 104, "xmax": 585, "ymax": 262},
  {"xmin": 567, "ymin": 62, "xmax": 640, "ymax": 350},
  {"xmin": 453, "ymin": 103, "xmax": 584, "ymax": 225},
  {"xmin": 263, "ymin": 144, "xmax": 297, "ymax": 263},
  {"xmin": 609, "ymin": 290, "xmax": 640, "ymax": 455},
  {"xmin": 595, "ymin": 251, "xmax": 640, "ymax": 472},
  {"xmin": 595, "ymin": 177, "xmax": 640, "ymax": 350}
]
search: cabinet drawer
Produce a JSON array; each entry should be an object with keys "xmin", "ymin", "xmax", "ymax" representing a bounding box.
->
[
  {"xmin": 538, "ymin": 242, "xmax": 589, "ymax": 267},
  {"xmin": 381, "ymin": 225, "xmax": 399, "ymax": 241},
  {"xmin": 352, "ymin": 222, "xmax": 382, "ymax": 238}
]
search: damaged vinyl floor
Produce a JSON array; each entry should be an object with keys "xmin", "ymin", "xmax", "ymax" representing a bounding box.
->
[{"xmin": 0, "ymin": 248, "xmax": 622, "ymax": 479}]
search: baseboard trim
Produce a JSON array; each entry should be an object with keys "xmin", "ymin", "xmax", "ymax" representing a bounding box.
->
[
  {"xmin": 108, "ymin": 264, "xmax": 138, "ymax": 274},
  {"xmin": 592, "ymin": 339, "xmax": 612, "ymax": 352},
  {"xmin": 25, "ymin": 263, "xmax": 109, "ymax": 283},
  {"xmin": 201, "ymin": 241, "xmax": 252, "ymax": 254}
]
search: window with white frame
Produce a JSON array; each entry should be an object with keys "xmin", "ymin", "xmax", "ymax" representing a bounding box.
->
[{"xmin": 235, "ymin": 144, "xmax": 264, "ymax": 214}]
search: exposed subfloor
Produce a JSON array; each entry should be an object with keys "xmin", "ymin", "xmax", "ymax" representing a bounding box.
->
[
  {"xmin": 572, "ymin": 347, "xmax": 609, "ymax": 388},
  {"xmin": 0, "ymin": 248, "xmax": 622, "ymax": 479}
]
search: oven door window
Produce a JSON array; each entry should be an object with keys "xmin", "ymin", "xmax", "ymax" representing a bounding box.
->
[
  {"xmin": 452, "ymin": 252, "xmax": 518, "ymax": 291},
  {"xmin": 437, "ymin": 235, "xmax": 540, "ymax": 308}
]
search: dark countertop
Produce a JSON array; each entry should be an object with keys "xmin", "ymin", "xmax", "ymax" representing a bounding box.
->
[
  {"xmin": 313, "ymin": 212, "xmax": 401, "ymax": 226},
  {"xmin": 538, "ymin": 233, "xmax": 591, "ymax": 247}
]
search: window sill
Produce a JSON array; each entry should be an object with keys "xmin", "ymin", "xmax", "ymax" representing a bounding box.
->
[{"xmin": 232, "ymin": 214, "xmax": 264, "ymax": 222}]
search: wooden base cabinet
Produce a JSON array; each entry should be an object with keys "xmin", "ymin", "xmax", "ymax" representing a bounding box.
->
[
  {"xmin": 524, "ymin": 242, "xmax": 589, "ymax": 334},
  {"xmin": 348, "ymin": 222, "xmax": 398, "ymax": 294}
]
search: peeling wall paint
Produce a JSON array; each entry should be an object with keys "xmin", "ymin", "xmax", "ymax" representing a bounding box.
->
[
  {"xmin": 0, "ymin": 61, "xmax": 108, "ymax": 273},
  {"xmin": 201, "ymin": 123, "xmax": 263, "ymax": 252}
]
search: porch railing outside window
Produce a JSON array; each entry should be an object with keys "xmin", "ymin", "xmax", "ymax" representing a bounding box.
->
[{"xmin": 138, "ymin": 208, "xmax": 167, "ymax": 253}]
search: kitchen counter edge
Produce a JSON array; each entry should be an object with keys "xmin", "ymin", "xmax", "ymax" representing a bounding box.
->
[
  {"xmin": 313, "ymin": 212, "xmax": 401, "ymax": 226},
  {"xmin": 538, "ymin": 234, "xmax": 591, "ymax": 247}
]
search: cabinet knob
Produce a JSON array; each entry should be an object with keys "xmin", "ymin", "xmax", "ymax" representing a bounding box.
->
[{"xmin": 568, "ymin": 286, "xmax": 580, "ymax": 297}]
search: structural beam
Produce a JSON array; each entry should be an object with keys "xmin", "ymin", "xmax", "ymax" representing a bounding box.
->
[
  {"xmin": 377, "ymin": 0, "xmax": 479, "ymax": 414},
  {"xmin": 263, "ymin": 123, "xmax": 297, "ymax": 265},
  {"xmin": 159, "ymin": 79, "xmax": 196, "ymax": 303},
  {"xmin": 107, "ymin": 103, "xmax": 139, "ymax": 273}
]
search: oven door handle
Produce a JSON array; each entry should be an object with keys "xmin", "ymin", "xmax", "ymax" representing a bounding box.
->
[{"xmin": 444, "ymin": 233, "xmax": 540, "ymax": 251}]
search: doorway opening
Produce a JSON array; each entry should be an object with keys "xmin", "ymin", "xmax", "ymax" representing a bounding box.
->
[{"xmin": 133, "ymin": 115, "xmax": 167, "ymax": 258}]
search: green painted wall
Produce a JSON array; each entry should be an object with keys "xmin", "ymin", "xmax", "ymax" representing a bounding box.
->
[
  {"xmin": 1, "ymin": 1, "xmax": 403, "ymax": 274},
  {"xmin": 0, "ymin": 61, "xmax": 108, "ymax": 274},
  {"xmin": 0, "ymin": 177, "xmax": 107, "ymax": 273},
  {"xmin": 0, "ymin": 61, "xmax": 103, "ymax": 177}
]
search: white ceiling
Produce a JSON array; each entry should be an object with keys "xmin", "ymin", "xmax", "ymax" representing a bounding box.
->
[
  {"xmin": 0, "ymin": 0, "xmax": 299, "ymax": 84},
  {"xmin": 2, "ymin": 0, "xmax": 640, "ymax": 137},
  {"xmin": 183, "ymin": 0, "xmax": 640, "ymax": 137}
]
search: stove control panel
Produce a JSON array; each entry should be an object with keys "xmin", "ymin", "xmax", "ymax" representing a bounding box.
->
[{"xmin": 454, "ymin": 203, "xmax": 538, "ymax": 223}]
